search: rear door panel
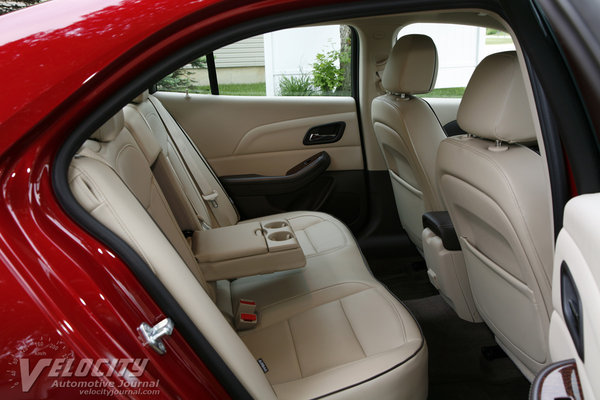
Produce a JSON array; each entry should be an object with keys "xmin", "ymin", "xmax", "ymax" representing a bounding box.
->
[
  {"xmin": 155, "ymin": 92, "xmax": 363, "ymax": 176},
  {"xmin": 155, "ymin": 92, "xmax": 368, "ymax": 233}
]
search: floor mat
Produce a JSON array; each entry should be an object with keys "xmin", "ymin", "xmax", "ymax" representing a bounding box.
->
[
  {"xmin": 404, "ymin": 295, "xmax": 531, "ymax": 400},
  {"xmin": 368, "ymin": 256, "xmax": 438, "ymax": 300}
]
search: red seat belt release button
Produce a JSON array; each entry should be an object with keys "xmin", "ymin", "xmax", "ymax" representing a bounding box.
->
[
  {"xmin": 235, "ymin": 299, "xmax": 257, "ymax": 331},
  {"xmin": 240, "ymin": 313, "xmax": 257, "ymax": 322},
  {"xmin": 236, "ymin": 312, "xmax": 258, "ymax": 330}
]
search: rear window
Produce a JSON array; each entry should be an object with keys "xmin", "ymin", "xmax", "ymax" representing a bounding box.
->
[{"xmin": 157, "ymin": 24, "xmax": 354, "ymax": 97}]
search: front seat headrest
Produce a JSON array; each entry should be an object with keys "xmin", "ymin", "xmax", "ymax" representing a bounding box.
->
[
  {"xmin": 457, "ymin": 51, "xmax": 537, "ymax": 144},
  {"xmin": 381, "ymin": 34, "xmax": 438, "ymax": 95}
]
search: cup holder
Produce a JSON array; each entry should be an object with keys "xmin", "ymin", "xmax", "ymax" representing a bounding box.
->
[
  {"xmin": 263, "ymin": 221, "xmax": 288, "ymax": 229},
  {"xmin": 268, "ymin": 231, "xmax": 293, "ymax": 242},
  {"xmin": 261, "ymin": 219, "xmax": 298, "ymax": 252}
]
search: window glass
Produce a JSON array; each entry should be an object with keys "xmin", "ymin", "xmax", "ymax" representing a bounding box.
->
[
  {"xmin": 157, "ymin": 25, "xmax": 353, "ymax": 97},
  {"xmin": 156, "ymin": 56, "xmax": 210, "ymax": 94},
  {"xmin": 215, "ymin": 35, "xmax": 267, "ymax": 96},
  {"xmin": 397, "ymin": 23, "xmax": 515, "ymax": 97}
]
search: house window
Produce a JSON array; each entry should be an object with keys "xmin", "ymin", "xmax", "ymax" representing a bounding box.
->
[{"xmin": 157, "ymin": 25, "xmax": 354, "ymax": 97}]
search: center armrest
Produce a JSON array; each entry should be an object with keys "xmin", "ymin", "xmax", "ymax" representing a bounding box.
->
[
  {"xmin": 193, "ymin": 220, "xmax": 306, "ymax": 281},
  {"xmin": 422, "ymin": 211, "xmax": 461, "ymax": 251},
  {"xmin": 194, "ymin": 222, "xmax": 266, "ymax": 263}
]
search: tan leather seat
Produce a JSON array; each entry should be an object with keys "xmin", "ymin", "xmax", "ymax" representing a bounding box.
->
[
  {"xmin": 372, "ymin": 34, "xmax": 447, "ymax": 251},
  {"xmin": 371, "ymin": 35, "xmax": 479, "ymax": 322},
  {"xmin": 124, "ymin": 91, "xmax": 381, "ymax": 312},
  {"xmin": 125, "ymin": 91, "xmax": 351, "ymax": 258},
  {"xmin": 69, "ymin": 109, "xmax": 428, "ymax": 399},
  {"xmin": 436, "ymin": 51, "xmax": 553, "ymax": 380}
]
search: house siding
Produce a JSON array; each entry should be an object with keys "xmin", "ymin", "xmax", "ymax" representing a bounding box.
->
[{"xmin": 214, "ymin": 35, "xmax": 265, "ymax": 68}]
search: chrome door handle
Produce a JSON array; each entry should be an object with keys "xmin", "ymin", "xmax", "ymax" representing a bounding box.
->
[
  {"xmin": 308, "ymin": 133, "xmax": 337, "ymax": 142},
  {"xmin": 138, "ymin": 318, "xmax": 174, "ymax": 355},
  {"xmin": 303, "ymin": 122, "xmax": 346, "ymax": 145}
]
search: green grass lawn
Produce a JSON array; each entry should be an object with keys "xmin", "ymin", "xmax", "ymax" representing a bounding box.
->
[
  {"xmin": 420, "ymin": 87, "xmax": 465, "ymax": 98},
  {"xmin": 485, "ymin": 36, "xmax": 513, "ymax": 45},
  {"xmin": 188, "ymin": 83, "xmax": 267, "ymax": 96},
  {"xmin": 160, "ymin": 82, "xmax": 267, "ymax": 96}
]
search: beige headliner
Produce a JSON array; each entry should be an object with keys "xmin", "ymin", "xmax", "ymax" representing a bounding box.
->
[{"xmin": 341, "ymin": 9, "xmax": 506, "ymax": 31}]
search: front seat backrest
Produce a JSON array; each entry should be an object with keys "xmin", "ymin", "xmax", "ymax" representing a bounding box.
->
[
  {"xmin": 436, "ymin": 51, "xmax": 553, "ymax": 380},
  {"xmin": 372, "ymin": 34, "xmax": 447, "ymax": 251}
]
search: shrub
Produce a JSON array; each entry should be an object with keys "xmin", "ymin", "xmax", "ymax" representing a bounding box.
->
[
  {"xmin": 278, "ymin": 74, "xmax": 314, "ymax": 96},
  {"xmin": 157, "ymin": 69, "xmax": 194, "ymax": 92},
  {"xmin": 312, "ymin": 49, "xmax": 350, "ymax": 94}
]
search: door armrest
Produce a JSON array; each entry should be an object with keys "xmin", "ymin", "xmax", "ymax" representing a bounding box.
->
[{"xmin": 220, "ymin": 151, "xmax": 330, "ymax": 196}]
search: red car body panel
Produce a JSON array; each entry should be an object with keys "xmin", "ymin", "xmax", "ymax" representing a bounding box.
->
[{"xmin": 0, "ymin": 0, "xmax": 353, "ymax": 397}]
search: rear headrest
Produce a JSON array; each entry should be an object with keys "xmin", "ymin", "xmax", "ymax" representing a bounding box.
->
[
  {"xmin": 91, "ymin": 110, "xmax": 125, "ymax": 142},
  {"xmin": 382, "ymin": 34, "xmax": 438, "ymax": 95},
  {"xmin": 132, "ymin": 90, "xmax": 149, "ymax": 104},
  {"xmin": 457, "ymin": 51, "xmax": 536, "ymax": 143}
]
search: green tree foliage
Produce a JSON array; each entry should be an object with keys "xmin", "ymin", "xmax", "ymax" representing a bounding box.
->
[
  {"xmin": 157, "ymin": 56, "xmax": 206, "ymax": 91},
  {"xmin": 157, "ymin": 69, "xmax": 194, "ymax": 92},
  {"xmin": 190, "ymin": 56, "xmax": 207, "ymax": 69},
  {"xmin": 311, "ymin": 48, "xmax": 351, "ymax": 94}
]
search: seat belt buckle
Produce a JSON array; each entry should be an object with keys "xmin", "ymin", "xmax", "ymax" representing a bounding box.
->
[
  {"xmin": 235, "ymin": 299, "xmax": 257, "ymax": 331},
  {"xmin": 238, "ymin": 299, "xmax": 256, "ymax": 313},
  {"xmin": 202, "ymin": 190, "xmax": 219, "ymax": 208},
  {"xmin": 236, "ymin": 313, "xmax": 257, "ymax": 330}
]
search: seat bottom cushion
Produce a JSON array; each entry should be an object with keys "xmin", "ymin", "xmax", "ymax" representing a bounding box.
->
[
  {"xmin": 228, "ymin": 211, "xmax": 375, "ymax": 313},
  {"xmin": 222, "ymin": 212, "xmax": 428, "ymax": 399},
  {"xmin": 239, "ymin": 282, "xmax": 427, "ymax": 400}
]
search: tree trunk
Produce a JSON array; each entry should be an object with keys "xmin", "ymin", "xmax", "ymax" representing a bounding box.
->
[{"xmin": 339, "ymin": 25, "xmax": 352, "ymax": 94}]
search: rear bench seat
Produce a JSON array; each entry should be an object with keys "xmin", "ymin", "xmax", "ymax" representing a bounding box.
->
[
  {"xmin": 69, "ymin": 108, "xmax": 427, "ymax": 399},
  {"xmin": 124, "ymin": 90, "xmax": 349, "ymax": 256},
  {"xmin": 123, "ymin": 91, "xmax": 390, "ymax": 316},
  {"xmin": 124, "ymin": 91, "xmax": 377, "ymax": 315}
]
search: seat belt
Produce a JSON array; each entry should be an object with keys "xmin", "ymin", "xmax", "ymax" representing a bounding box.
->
[
  {"xmin": 75, "ymin": 145, "xmax": 215, "ymax": 296},
  {"xmin": 157, "ymin": 151, "xmax": 212, "ymax": 231},
  {"xmin": 75, "ymin": 145, "xmax": 200, "ymax": 243},
  {"xmin": 148, "ymin": 96, "xmax": 237, "ymax": 227}
]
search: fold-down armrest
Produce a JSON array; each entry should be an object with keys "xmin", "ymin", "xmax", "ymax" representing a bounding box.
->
[
  {"xmin": 422, "ymin": 211, "xmax": 461, "ymax": 251},
  {"xmin": 193, "ymin": 221, "xmax": 306, "ymax": 281}
]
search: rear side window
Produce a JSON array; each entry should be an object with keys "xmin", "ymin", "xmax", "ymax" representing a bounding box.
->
[
  {"xmin": 397, "ymin": 23, "xmax": 515, "ymax": 98},
  {"xmin": 157, "ymin": 24, "xmax": 354, "ymax": 97}
]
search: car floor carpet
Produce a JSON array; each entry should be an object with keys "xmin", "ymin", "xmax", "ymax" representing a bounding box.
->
[
  {"xmin": 403, "ymin": 295, "xmax": 531, "ymax": 400},
  {"xmin": 368, "ymin": 255, "xmax": 439, "ymax": 300}
]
